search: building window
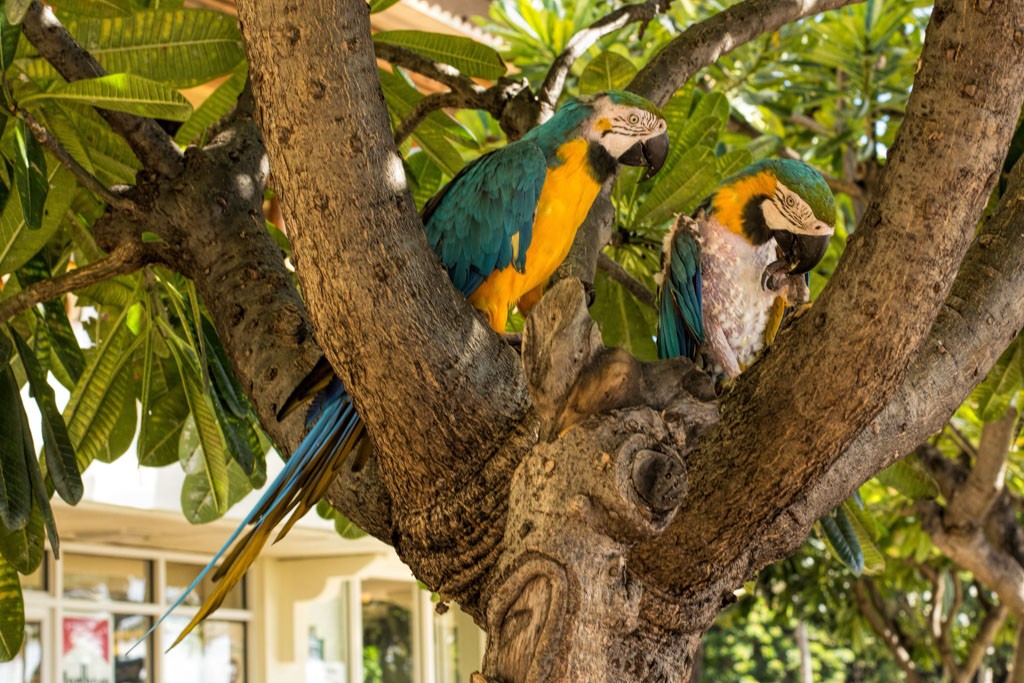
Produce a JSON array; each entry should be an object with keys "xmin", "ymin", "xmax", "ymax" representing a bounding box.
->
[
  {"xmin": 161, "ymin": 619, "xmax": 245, "ymax": 683},
  {"xmin": 165, "ymin": 562, "xmax": 245, "ymax": 610},
  {"xmin": 63, "ymin": 554, "xmax": 151, "ymax": 603},
  {"xmin": 13, "ymin": 547, "xmax": 251, "ymax": 683}
]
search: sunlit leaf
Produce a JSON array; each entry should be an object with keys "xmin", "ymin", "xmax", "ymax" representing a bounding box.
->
[
  {"xmin": 874, "ymin": 456, "xmax": 939, "ymax": 500},
  {"xmin": 17, "ymin": 10, "xmax": 245, "ymax": 89},
  {"xmin": 971, "ymin": 336, "xmax": 1024, "ymax": 422},
  {"xmin": 374, "ymin": 30, "xmax": 506, "ymax": 80},
  {"xmin": 579, "ymin": 51, "xmax": 637, "ymax": 94},
  {"xmin": 22, "ymin": 74, "xmax": 193, "ymax": 121}
]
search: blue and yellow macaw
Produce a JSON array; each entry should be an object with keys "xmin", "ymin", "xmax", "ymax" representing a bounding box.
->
[
  {"xmin": 150, "ymin": 90, "xmax": 669, "ymax": 647},
  {"xmin": 657, "ymin": 159, "xmax": 836, "ymax": 378}
]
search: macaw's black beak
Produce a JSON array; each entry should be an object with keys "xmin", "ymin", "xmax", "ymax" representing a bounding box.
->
[
  {"xmin": 772, "ymin": 231, "xmax": 832, "ymax": 276},
  {"xmin": 619, "ymin": 130, "xmax": 669, "ymax": 180}
]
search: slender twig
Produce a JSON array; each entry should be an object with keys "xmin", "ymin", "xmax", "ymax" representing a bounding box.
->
[
  {"xmin": 14, "ymin": 106, "xmax": 133, "ymax": 209},
  {"xmin": 0, "ymin": 242, "xmax": 147, "ymax": 324},
  {"xmin": 20, "ymin": 1, "xmax": 183, "ymax": 177},
  {"xmin": 374, "ymin": 42, "xmax": 485, "ymax": 97},
  {"xmin": 394, "ymin": 91, "xmax": 465, "ymax": 146},
  {"xmin": 597, "ymin": 252, "xmax": 656, "ymax": 309},
  {"xmin": 537, "ymin": 0, "xmax": 668, "ymax": 117}
]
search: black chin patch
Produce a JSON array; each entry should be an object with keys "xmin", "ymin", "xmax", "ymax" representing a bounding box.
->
[{"xmin": 741, "ymin": 196, "xmax": 772, "ymax": 244}]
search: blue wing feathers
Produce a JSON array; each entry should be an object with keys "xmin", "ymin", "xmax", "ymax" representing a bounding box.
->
[
  {"xmin": 657, "ymin": 227, "xmax": 705, "ymax": 360},
  {"xmin": 424, "ymin": 141, "xmax": 546, "ymax": 297}
]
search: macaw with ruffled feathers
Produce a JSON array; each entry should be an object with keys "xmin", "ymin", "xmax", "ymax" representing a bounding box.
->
[
  {"xmin": 145, "ymin": 90, "xmax": 669, "ymax": 647},
  {"xmin": 657, "ymin": 158, "xmax": 836, "ymax": 378}
]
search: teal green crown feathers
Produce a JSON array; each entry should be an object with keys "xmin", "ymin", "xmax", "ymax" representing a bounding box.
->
[{"xmin": 727, "ymin": 158, "xmax": 837, "ymax": 225}]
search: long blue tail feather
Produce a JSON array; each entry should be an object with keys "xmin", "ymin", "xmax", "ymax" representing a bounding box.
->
[{"xmin": 131, "ymin": 378, "xmax": 362, "ymax": 653}]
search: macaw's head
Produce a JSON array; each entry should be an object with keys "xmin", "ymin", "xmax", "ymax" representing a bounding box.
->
[
  {"xmin": 579, "ymin": 90, "xmax": 669, "ymax": 180},
  {"xmin": 712, "ymin": 158, "xmax": 837, "ymax": 275}
]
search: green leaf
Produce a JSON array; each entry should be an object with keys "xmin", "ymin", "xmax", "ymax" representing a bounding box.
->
[
  {"xmin": 12, "ymin": 119, "xmax": 47, "ymax": 231},
  {"xmin": 842, "ymin": 498, "xmax": 885, "ymax": 574},
  {"xmin": 22, "ymin": 74, "xmax": 193, "ymax": 121},
  {"xmin": 316, "ymin": 499, "xmax": 367, "ymax": 540},
  {"xmin": 0, "ymin": 363, "xmax": 31, "ymax": 532},
  {"xmin": 634, "ymin": 137, "xmax": 719, "ymax": 225},
  {"xmin": 590, "ymin": 262, "xmax": 658, "ymax": 362},
  {"xmin": 818, "ymin": 508, "xmax": 864, "ymax": 576},
  {"xmin": 971, "ymin": 336, "xmax": 1024, "ymax": 422},
  {"xmin": 174, "ymin": 63, "xmax": 247, "ymax": 145},
  {"xmin": 406, "ymin": 151, "xmax": 444, "ymax": 211},
  {"xmin": 9, "ymin": 329, "xmax": 81, "ymax": 505},
  {"xmin": 579, "ymin": 51, "xmax": 637, "ymax": 95},
  {"xmin": 56, "ymin": 104, "xmax": 140, "ymax": 185},
  {"xmin": 63, "ymin": 309, "xmax": 143, "ymax": 472},
  {"xmin": 138, "ymin": 329, "xmax": 189, "ymax": 467},
  {"xmin": 374, "ymin": 31, "xmax": 506, "ymax": 80},
  {"xmin": 0, "ymin": 556, "xmax": 24, "ymax": 662},
  {"xmin": 17, "ymin": 395, "xmax": 57, "ymax": 557},
  {"xmin": 177, "ymin": 415, "xmax": 251, "ymax": 524},
  {"xmin": 0, "ymin": 164, "xmax": 76, "ymax": 276},
  {"xmin": 17, "ymin": 10, "xmax": 246, "ymax": 89},
  {"xmin": 4, "ymin": 0, "xmax": 30, "ymax": 25},
  {"xmin": 0, "ymin": 13, "xmax": 21, "ymax": 73},
  {"xmin": 0, "ymin": 505, "xmax": 43, "ymax": 574},
  {"xmin": 369, "ymin": 0, "xmax": 401, "ymax": 12},
  {"xmin": 874, "ymin": 456, "xmax": 939, "ymax": 500},
  {"xmin": 50, "ymin": 0, "xmax": 134, "ymax": 17},
  {"xmin": 159, "ymin": 321, "xmax": 229, "ymax": 515}
]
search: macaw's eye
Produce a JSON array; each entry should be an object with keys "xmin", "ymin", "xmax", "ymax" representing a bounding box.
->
[
  {"xmin": 784, "ymin": 194, "xmax": 796, "ymax": 208},
  {"xmin": 628, "ymin": 114, "xmax": 640, "ymax": 125}
]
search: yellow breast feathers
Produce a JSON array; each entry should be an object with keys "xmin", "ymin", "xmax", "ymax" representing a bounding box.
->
[{"xmin": 469, "ymin": 139, "xmax": 602, "ymax": 331}]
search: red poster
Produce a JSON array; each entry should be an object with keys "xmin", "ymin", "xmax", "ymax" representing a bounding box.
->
[{"xmin": 62, "ymin": 615, "xmax": 112, "ymax": 683}]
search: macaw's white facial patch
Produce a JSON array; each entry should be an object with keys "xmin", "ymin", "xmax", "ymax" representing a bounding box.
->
[
  {"xmin": 762, "ymin": 184, "xmax": 836, "ymax": 237},
  {"xmin": 588, "ymin": 97, "xmax": 668, "ymax": 159}
]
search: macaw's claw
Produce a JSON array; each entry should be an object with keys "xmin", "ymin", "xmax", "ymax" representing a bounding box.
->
[{"xmin": 761, "ymin": 258, "xmax": 794, "ymax": 292}]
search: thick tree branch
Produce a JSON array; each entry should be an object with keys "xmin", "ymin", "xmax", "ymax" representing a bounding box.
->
[
  {"xmin": 632, "ymin": 0, "xmax": 1024, "ymax": 619},
  {"xmin": 947, "ymin": 407, "xmax": 1017, "ymax": 529},
  {"xmin": 0, "ymin": 242, "xmax": 147, "ymax": 324},
  {"xmin": 20, "ymin": 1, "xmax": 183, "ymax": 177},
  {"xmin": 631, "ymin": 0, "xmax": 865, "ymax": 108},
  {"xmin": 536, "ymin": 0, "xmax": 667, "ymax": 117},
  {"xmin": 237, "ymin": 0, "xmax": 532, "ymax": 523}
]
